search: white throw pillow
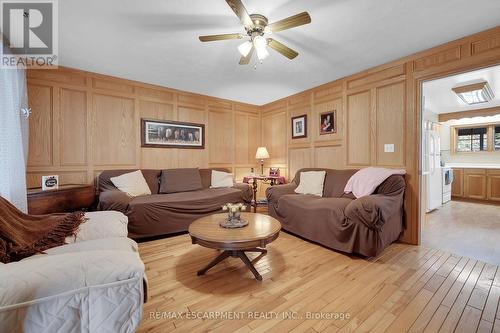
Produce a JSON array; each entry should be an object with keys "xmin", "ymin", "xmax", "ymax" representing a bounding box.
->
[
  {"xmin": 211, "ymin": 170, "xmax": 234, "ymax": 188},
  {"xmin": 110, "ymin": 170, "xmax": 151, "ymax": 197},
  {"xmin": 294, "ymin": 171, "xmax": 326, "ymax": 197}
]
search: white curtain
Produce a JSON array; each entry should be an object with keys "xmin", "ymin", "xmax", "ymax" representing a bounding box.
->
[{"xmin": 0, "ymin": 58, "xmax": 29, "ymax": 212}]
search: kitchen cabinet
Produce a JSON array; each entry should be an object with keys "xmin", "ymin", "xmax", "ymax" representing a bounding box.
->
[
  {"xmin": 451, "ymin": 168, "xmax": 463, "ymax": 197},
  {"xmin": 464, "ymin": 169, "xmax": 487, "ymax": 200},
  {"xmin": 452, "ymin": 168, "xmax": 500, "ymax": 202},
  {"xmin": 487, "ymin": 169, "xmax": 500, "ymax": 202}
]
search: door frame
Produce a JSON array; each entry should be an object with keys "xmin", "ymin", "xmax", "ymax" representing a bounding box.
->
[{"xmin": 415, "ymin": 60, "xmax": 500, "ymax": 244}]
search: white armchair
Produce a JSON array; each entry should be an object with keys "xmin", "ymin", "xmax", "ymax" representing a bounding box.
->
[{"xmin": 0, "ymin": 211, "xmax": 145, "ymax": 333}]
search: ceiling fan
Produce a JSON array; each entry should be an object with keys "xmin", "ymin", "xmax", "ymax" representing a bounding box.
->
[{"xmin": 199, "ymin": 0, "xmax": 311, "ymax": 65}]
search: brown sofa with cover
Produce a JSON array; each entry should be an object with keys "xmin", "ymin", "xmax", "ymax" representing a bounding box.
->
[
  {"xmin": 97, "ymin": 168, "xmax": 252, "ymax": 239},
  {"xmin": 266, "ymin": 168, "xmax": 405, "ymax": 257}
]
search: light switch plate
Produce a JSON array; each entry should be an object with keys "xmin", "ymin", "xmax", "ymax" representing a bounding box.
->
[{"xmin": 384, "ymin": 144, "xmax": 395, "ymax": 153}]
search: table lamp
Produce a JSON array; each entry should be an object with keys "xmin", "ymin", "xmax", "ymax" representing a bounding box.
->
[{"xmin": 255, "ymin": 147, "xmax": 270, "ymax": 176}]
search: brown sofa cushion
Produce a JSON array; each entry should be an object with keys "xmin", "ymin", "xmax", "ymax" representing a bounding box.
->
[{"xmin": 159, "ymin": 168, "xmax": 202, "ymax": 194}]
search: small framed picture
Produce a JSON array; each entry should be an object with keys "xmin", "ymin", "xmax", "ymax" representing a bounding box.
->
[
  {"xmin": 320, "ymin": 110, "xmax": 337, "ymax": 135},
  {"xmin": 291, "ymin": 115, "xmax": 307, "ymax": 139},
  {"xmin": 141, "ymin": 119, "xmax": 205, "ymax": 149}
]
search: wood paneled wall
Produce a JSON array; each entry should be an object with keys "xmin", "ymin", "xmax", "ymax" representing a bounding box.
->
[
  {"xmin": 26, "ymin": 67, "xmax": 261, "ymax": 188},
  {"xmin": 261, "ymin": 26, "xmax": 500, "ymax": 244}
]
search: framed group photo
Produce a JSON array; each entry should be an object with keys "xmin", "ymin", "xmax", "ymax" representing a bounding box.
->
[
  {"xmin": 291, "ymin": 114, "xmax": 307, "ymax": 139},
  {"xmin": 141, "ymin": 119, "xmax": 205, "ymax": 149},
  {"xmin": 319, "ymin": 110, "xmax": 337, "ymax": 135}
]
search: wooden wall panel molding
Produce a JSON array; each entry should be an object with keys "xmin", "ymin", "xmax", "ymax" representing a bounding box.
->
[
  {"xmin": 208, "ymin": 109, "xmax": 234, "ymax": 164},
  {"xmin": 313, "ymin": 81, "xmax": 343, "ymax": 103},
  {"xmin": 59, "ymin": 88, "xmax": 87, "ymax": 166},
  {"xmin": 346, "ymin": 90, "xmax": 372, "ymax": 166},
  {"xmin": 289, "ymin": 147, "xmax": 312, "ymax": 179},
  {"xmin": 413, "ymin": 46, "xmax": 462, "ymax": 72},
  {"xmin": 27, "ymin": 84, "xmax": 53, "ymax": 167},
  {"xmin": 375, "ymin": 81, "xmax": 406, "ymax": 167},
  {"xmin": 234, "ymin": 103, "xmax": 260, "ymax": 115},
  {"xmin": 346, "ymin": 64, "xmax": 405, "ymax": 90},
  {"xmin": 288, "ymin": 92, "xmax": 311, "ymax": 107},
  {"xmin": 261, "ymin": 99, "xmax": 287, "ymax": 114},
  {"xmin": 177, "ymin": 92, "xmax": 206, "ymax": 108},
  {"xmin": 315, "ymin": 146, "xmax": 345, "ymax": 170},
  {"xmin": 92, "ymin": 78, "xmax": 135, "ymax": 94},
  {"xmin": 262, "ymin": 110, "xmax": 287, "ymax": 165},
  {"xmin": 92, "ymin": 94, "xmax": 136, "ymax": 167},
  {"xmin": 471, "ymin": 32, "xmax": 500, "ymax": 56},
  {"xmin": 27, "ymin": 68, "xmax": 87, "ymax": 87},
  {"xmin": 136, "ymin": 86, "xmax": 174, "ymax": 102}
]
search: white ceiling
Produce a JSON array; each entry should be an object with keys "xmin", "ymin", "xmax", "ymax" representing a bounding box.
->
[
  {"xmin": 423, "ymin": 64, "xmax": 500, "ymax": 114},
  {"xmin": 59, "ymin": 0, "xmax": 500, "ymax": 105}
]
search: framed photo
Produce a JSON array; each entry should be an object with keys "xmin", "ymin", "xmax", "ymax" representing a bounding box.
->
[
  {"xmin": 291, "ymin": 115, "xmax": 307, "ymax": 139},
  {"xmin": 141, "ymin": 119, "xmax": 205, "ymax": 149},
  {"xmin": 320, "ymin": 110, "xmax": 337, "ymax": 135}
]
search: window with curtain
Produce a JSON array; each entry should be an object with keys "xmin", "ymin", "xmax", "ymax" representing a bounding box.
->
[
  {"xmin": 0, "ymin": 39, "xmax": 29, "ymax": 212},
  {"xmin": 495, "ymin": 126, "xmax": 500, "ymax": 151}
]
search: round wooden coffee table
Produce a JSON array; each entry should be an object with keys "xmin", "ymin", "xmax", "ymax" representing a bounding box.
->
[{"xmin": 189, "ymin": 213, "xmax": 281, "ymax": 281}]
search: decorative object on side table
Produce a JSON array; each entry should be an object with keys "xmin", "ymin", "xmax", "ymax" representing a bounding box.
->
[
  {"xmin": 41, "ymin": 175, "xmax": 59, "ymax": 190},
  {"xmin": 319, "ymin": 110, "xmax": 337, "ymax": 135},
  {"xmin": 141, "ymin": 118, "xmax": 205, "ymax": 149},
  {"xmin": 292, "ymin": 114, "xmax": 307, "ymax": 139},
  {"xmin": 220, "ymin": 203, "xmax": 248, "ymax": 228},
  {"xmin": 269, "ymin": 167, "xmax": 280, "ymax": 177},
  {"xmin": 255, "ymin": 146, "xmax": 270, "ymax": 176}
]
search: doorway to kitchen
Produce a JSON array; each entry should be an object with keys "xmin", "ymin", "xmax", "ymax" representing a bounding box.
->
[{"xmin": 420, "ymin": 64, "xmax": 500, "ymax": 265}]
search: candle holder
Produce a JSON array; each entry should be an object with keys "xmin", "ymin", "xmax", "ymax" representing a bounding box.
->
[{"xmin": 220, "ymin": 203, "xmax": 248, "ymax": 228}]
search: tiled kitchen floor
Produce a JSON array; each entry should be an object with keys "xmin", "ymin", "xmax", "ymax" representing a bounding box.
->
[{"xmin": 423, "ymin": 200, "xmax": 500, "ymax": 265}]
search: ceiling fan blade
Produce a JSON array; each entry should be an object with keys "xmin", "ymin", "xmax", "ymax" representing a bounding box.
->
[
  {"xmin": 239, "ymin": 46, "xmax": 254, "ymax": 65},
  {"xmin": 268, "ymin": 12, "xmax": 311, "ymax": 33},
  {"xmin": 225, "ymin": 0, "xmax": 254, "ymax": 28},
  {"xmin": 267, "ymin": 38, "xmax": 298, "ymax": 59},
  {"xmin": 199, "ymin": 33, "xmax": 243, "ymax": 42}
]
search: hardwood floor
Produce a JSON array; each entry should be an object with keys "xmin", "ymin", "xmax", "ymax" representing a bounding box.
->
[
  {"xmin": 423, "ymin": 201, "xmax": 500, "ymax": 266},
  {"xmin": 137, "ymin": 231, "xmax": 500, "ymax": 332}
]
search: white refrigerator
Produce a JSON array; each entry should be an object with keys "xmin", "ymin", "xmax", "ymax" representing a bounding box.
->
[{"xmin": 424, "ymin": 130, "xmax": 442, "ymax": 212}]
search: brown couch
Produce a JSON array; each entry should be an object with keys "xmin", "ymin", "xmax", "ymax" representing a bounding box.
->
[
  {"xmin": 266, "ymin": 168, "xmax": 405, "ymax": 257},
  {"xmin": 97, "ymin": 168, "xmax": 252, "ymax": 239}
]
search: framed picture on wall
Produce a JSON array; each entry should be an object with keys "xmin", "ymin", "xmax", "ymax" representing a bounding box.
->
[
  {"xmin": 141, "ymin": 119, "xmax": 205, "ymax": 149},
  {"xmin": 319, "ymin": 110, "xmax": 337, "ymax": 135},
  {"xmin": 291, "ymin": 115, "xmax": 307, "ymax": 139}
]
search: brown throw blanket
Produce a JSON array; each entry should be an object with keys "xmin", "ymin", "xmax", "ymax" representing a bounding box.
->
[{"xmin": 0, "ymin": 196, "xmax": 85, "ymax": 263}]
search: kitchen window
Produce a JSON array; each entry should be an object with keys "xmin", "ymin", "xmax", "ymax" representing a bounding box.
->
[
  {"xmin": 453, "ymin": 123, "xmax": 500, "ymax": 153},
  {"xmin": 495, "ymin": 126, "xmax": 500, "ymax": 151},
  {"xmin": 456, "ymin": 127, "xmax": 488, "ymax": 152}
]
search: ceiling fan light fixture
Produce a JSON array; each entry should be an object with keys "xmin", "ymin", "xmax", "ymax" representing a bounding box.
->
[
  {"xmin": 256, "ymin": 47, "xmax": 269, "ymax": 61},
  {"xmin": 238, "ymin": 41, "xmax": 253, "ymax": 57},
  {"xmin": 253, "ymin": 35, "xmax": 268, "ymax": 60}
]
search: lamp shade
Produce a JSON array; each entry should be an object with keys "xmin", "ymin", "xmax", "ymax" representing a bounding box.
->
[{"xmin": 255, "ymin": 147, "xmax": 270, "ymax": 159}]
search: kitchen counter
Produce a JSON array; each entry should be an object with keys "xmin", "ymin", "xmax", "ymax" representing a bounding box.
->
[{"xmin": 445, "ymin": 164, "xmax": 500, "ymax": 169}]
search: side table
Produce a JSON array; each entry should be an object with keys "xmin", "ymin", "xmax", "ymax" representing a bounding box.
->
[
  {"xmin": 27, "ymin": 184, "xmax": 96, "ymax": 215},
  {"xmin": 242, "ymin": 175, "xmax": 286, "ymax": 212}
]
